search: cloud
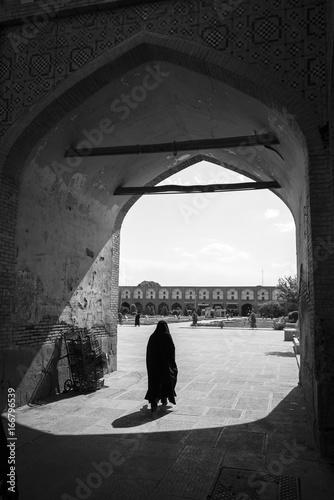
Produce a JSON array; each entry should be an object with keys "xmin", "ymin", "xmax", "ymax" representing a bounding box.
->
[
  {"xmin": 199, "ymin": 242, "xmax": 250, "ymax": 263},
  {"xmin": 274, "ymin": 222, "xmax": 295, "ymax": 232},
  {"xmin": 265, "ymin": 209, "xmax": 280, "ymax": 219},
  {"xmin": 200, "ymin": 242, "xmax": 234, "ymax": 256},
  {"xmin": 181, "ymin": 252, "xmax": 197, "ymax": 259},
  {"xmin": 217, "ymin": 252, "xmax": 250, "ymax": 264},
  {"xmin": 121, "ymin": 258, "xmax": 189, "ymax": 273},
  {"xmin": 171, "ymin": 248, "xmax": 196, "ymax": 259}
]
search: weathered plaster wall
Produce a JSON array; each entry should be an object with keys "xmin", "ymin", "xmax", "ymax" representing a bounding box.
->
[{"xmin": 14, "ymin": 158, "xmax": 116, "ymax": 327}]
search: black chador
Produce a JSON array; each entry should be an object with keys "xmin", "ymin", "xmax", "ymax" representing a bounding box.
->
[{"xmin": 145, "ymin": 321, "xmax": 178, "ymax": 412}]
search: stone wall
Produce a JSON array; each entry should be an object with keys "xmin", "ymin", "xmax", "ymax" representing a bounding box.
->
[{"xmin": 0, "ymin": 0, "xmax": 328, "ymax": 143}]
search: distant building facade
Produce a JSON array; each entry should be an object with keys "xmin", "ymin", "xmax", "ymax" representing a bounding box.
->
[{"xmin": 119, "ymin": 281, "xmax": 280, "ymax": 316}]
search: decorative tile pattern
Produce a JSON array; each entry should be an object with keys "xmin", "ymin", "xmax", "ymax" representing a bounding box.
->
[{"xmin": 0, "ymin": 0, "xmax": 328, "ymax": 139}]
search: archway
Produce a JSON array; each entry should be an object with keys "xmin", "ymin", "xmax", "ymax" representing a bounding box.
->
[
  {"xmin": 158, "ymin": 302, "xmax": 169, "ymax": 315},
  {"xmin": 242, "ymin": 303, "xmax": 253, "ymax": 316},
  {"xmin": 135, "ymin": 302, "xmax": 143, "ymax": 313},
  {"xmin": 171, "ymin": 303, "xmax": 182, "ymax": 312},
  {"xmin": 144, "ymin": 302, "xmax": 155, "ymax": 315},
  {"xmin": 1, "ymin": 32, "xmax": 331, "ymax": 455},
  {"xmin": 226, "ymin": 304, "xmax": 239, "ymax": 317}
]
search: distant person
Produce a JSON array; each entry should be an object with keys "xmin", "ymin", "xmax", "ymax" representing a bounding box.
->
[
  {"xmin": 145, "ymin": 320, "xmax": 178, "ymax": 412},
  {"xmin": 135, "ymin": 312, "xmax": 141, "ymax": 327},
  {"xmin": 249, "ymin": 312, "xmax": 257, "ymax": 329},
  {"xmin": 192, "ymin": 311, "xmax": 198, "ymax": 327}
]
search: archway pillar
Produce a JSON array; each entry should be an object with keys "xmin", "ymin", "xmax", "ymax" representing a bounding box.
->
[{"xmin": 302, "ymin": 151, "xmax": 334, "ymax": 457}]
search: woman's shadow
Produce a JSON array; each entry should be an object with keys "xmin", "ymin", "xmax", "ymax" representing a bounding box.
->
[{"xmin": 112, "ymin": 403, "xmax": 173, "ymax": 428}]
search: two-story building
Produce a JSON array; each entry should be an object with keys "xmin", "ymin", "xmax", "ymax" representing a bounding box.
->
[{"xmin": 119, "ymin": 281, "xmax": 280, "ymax": 316}]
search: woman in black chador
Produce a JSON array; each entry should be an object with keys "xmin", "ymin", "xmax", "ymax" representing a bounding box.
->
[
  {"xmin": 145, "ymin": 320, "xmax": 178, "ymax": 412},
  {"xmin": 135, "ymin": 312, "xmax": 141, "ymax": 327}
]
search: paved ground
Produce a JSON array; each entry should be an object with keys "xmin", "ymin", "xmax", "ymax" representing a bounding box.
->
[{"xmin": 2, "ymin": 323, "xmax": 334, "ymax": 500}]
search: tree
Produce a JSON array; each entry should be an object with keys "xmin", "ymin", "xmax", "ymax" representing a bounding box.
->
[
  {"xmin": 259, "ymin": 300, "xmax": 284, "ymax": 318},
  {"xmin": 130, "ymin": 304, "xmax": 137, "ymax": 315},
  {"xmin": 276, "ymin": 275, "xmax": 299, "ymax": 312}
]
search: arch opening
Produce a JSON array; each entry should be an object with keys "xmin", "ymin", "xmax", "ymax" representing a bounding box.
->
[
  {"xmin": 1, "ymin": 34, "xmax": 310, "ymax": 422},
  {"xmin": 119, "ymin": 161, "xmax": 296, "ymax": 318}
]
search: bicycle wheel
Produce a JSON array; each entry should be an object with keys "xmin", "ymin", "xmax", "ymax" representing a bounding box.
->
[{"xmin": 63, "ymin": 379, "xmax": 73, "ymax": 392}]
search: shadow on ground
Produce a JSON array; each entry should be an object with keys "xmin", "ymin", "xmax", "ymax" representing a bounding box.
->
[
  {"xmin": 2, "ymin": 386, "xmax": 334, "ymax": 500},
  {"xmin": 265, "ymin": 351, "xmax": 296, "ymax": 357}
]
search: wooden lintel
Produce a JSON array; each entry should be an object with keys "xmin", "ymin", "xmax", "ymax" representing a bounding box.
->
[
  {"xmin": 65, "ymin": 134, "xmax": 279, "ymax": 157},
  {"xmin": 114, "ymin": 181, "xmax": 281, "ymax": 196}
]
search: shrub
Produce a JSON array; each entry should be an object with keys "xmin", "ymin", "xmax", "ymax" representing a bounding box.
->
[
  {"xmin": 259, "ymin": 300, "xmax": 284, "ymax": 318},
  {"xmin": 121, "ymin": 306, "xmax": 129, "ymax": 315},
  {"xmin": 273, "ymin": 317, "xmax": 286, "ymax": 330}
]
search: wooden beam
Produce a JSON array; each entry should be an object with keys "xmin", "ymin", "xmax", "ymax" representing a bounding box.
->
[
  {"xmin": 113, "ymin": 180, "xmax": 281, "ymax": 196},
  {"xmin": 65, "ymin": 134, "xmax": 279, "ymax": 157}
]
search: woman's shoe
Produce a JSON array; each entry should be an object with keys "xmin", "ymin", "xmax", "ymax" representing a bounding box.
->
[
  {"xmin": 151, "ymin": 398, "xmax": 159, "ymax": 412},
  {"xmin": 161, "ymin": 397, "xmax": 167, "ymax": 405}
]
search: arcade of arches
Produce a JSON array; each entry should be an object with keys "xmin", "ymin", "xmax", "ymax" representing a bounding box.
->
[
  {"xmin": 119, "ymin": 284, "xmax": 280, "ymax": 317},
  {"xmin": 0, "ymin": 1, "xmax": 334, "ymax": 457}
]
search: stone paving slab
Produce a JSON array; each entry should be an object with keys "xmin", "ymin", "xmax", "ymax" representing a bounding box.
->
[
  {"xmin": 150, "ymin": 445, "xmax": 223, "ymax": 500},
  {"xmin": 2, "ymin": 324, "xmax": 334, "ymax": 500}
]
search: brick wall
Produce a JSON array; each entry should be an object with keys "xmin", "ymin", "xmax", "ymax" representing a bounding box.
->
[
  {"xmin": 0, "ymin": 0, "xmax": 328, "ymax": 142},
  {"xmin": 0, "ymin": 174, "xmax": 19, "ymax": 343},
  {"xmin": 0, "ymin": 0, "xmax": 160, "ymax": 24}
]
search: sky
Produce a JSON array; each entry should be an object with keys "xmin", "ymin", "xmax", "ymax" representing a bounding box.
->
[{"xmin": 119, "ymin": 161, "xmax": 296, "ymax": 287}]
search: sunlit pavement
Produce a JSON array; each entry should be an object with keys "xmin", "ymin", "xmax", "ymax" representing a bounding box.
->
[{"xmin": 5, "ymin": 323, "xmax": 334, "ymax": 500}]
